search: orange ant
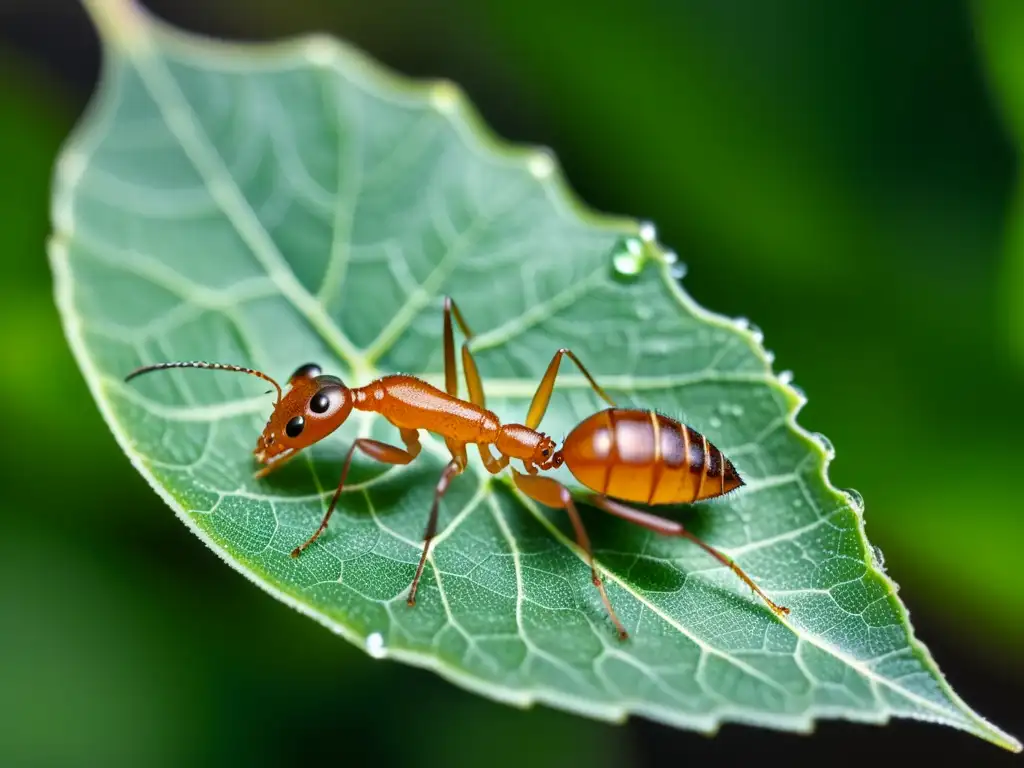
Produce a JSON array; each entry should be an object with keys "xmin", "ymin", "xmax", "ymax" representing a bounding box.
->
[{"xmin": 125, "ymin": 297, "xmax": 788, "ymax": 639}]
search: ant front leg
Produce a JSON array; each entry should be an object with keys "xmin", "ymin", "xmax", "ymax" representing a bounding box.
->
[
  {"xmin": 407, "ymin": 440, "xmax": 468, "ymax": 606},
  {"xmin": 254, "ymin": 448, "xmax": 302, "ymax": 480},
  {"xmin": 291, "ymin": 429, "xmax": 422, "ymax": 557},
  {"xmin": 476, "ymin": 443, "xmax": 509, "ymax": 475},
  {"xmin": 511, "ymin": 469, "xmax": 628, "ymax": 640},
  {"xmin": 588, "ymin": 495, "xmax": 789, "ymax": 618}
]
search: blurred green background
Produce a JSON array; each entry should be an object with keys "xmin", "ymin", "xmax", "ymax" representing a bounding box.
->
[{"xmin": 2, "ymin": 0, "xmax": 1023, "ymax": 765}]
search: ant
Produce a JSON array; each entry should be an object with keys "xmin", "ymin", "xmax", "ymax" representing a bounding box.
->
[{"xmin": 125, "ymin": 297, "xmax": 789, "ymax": 639}]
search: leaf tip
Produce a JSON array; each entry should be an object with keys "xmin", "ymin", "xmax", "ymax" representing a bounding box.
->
[{"xmin": 978, "ymin": 721, "xmax": 1023, "ymax": 753}]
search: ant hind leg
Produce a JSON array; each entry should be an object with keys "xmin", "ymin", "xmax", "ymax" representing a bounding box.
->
[
  {"xmin": 525, "ymin": 349, "xmax": 616, "ymax": 430},
  {"xmin": 588, "ymin": 495, "xmax": 789, "ymax": 617},
  {"xmin": 511, "ymin": 469, "xmax": 628, "ymax": 640}
]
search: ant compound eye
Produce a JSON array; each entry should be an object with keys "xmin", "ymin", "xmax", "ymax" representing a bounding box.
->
[
  {"xmin": 290, "ymin": 363, "xmax": 322, "ymax": 382},
  {"xmin": 310, "ymin": 391, "xmax": 331, "ymax": 414},
  {"xmin": 285, "ymin": 415, "xmax": 305, "ymax": 438}
]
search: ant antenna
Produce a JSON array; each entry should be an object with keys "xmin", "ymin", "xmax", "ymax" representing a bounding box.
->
[{"xmin": 124, "ymin": 361, "xmax": 284, "ymax": 403}]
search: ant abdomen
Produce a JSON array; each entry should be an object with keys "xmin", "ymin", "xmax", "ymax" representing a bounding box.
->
[{"xmin": 560, "ymin": 408, "xmax": 743, "ymax": 505}]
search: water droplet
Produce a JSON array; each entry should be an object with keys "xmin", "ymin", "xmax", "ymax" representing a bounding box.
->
[
  {"xmin": 365, "ymin": 631, "xmax": 386, "ymax": 659},
  {"xmin": 812, "ymin": 432, "xmax": 834, "ymax": 458},
  {"xmin": 637, "ymin": 305, "xmax": 654, "ymax": 320},
  {"xmin": 663, "ymin": 250, "xmax": 678, "ymax": 264},
  {"xmin": 639, "ymin": 221, "xmax": 657, "ymax": 242},
  {"xmin": 430, "ymin": 82, "xmax": 459, "ymax": 113},
  {"xmin": 792, "ymin": 499, "xmax": 804, "ymax": 508},
  {"xmin": 305, "ymin": 37, "xmax": 336, "ymax": 67},
  {"xmin": 843, "ymin": 487, "xmax": 864, "ymax": 512},
  {"xmin": 870, "ymin": 545, "xmax": 886, "ymax": 572},
  {"xmin": 733, "ymin": 316, "xmax": 750, "ymax": 331},
  {"xmin": 528, "ymin": 152, "xmax": 554, "ymax": 179},
  {"xmin": 708, "ymin": 416, "xmax": 722, "ymax": 429},
  {"xmin": 778, "ymin": 370, "xmax": 794, "ymax": 386},
  {"xmin": 747, "ymin": 322, "xmax": 765, "ymax": 345},
  {"xmin": 764, "ymin": 350, "xmax": 775, "ymax": 365},
  {"xmin": 611, "ymin": 238, "xmax": 646, "ymax": 276},
  {"xmin": 669, "ymin": 262, "xmax": 687, "ymax": 280},
  {"xmin": 716, "ymin": 402, "xmax": 744, "ymax": 419}
]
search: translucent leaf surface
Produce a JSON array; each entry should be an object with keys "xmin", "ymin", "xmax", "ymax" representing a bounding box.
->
[{"xmin": 49, "ymin": 0, "xmax": 1019, "ymax": 750}]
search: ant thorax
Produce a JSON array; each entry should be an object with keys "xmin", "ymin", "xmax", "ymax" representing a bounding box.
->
[{"xmin": 495, "ymin": 423, "xmax": 557, "ymax": 466}]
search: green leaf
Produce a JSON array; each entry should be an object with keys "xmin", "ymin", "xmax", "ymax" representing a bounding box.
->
[{"xmin": 50, "ymin": 0, "xmax": 1018, "ymax": 750}]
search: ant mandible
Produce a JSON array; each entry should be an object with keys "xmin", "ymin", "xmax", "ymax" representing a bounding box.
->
[{"xmin": 125, "ymin": 297, "xmax": 789, "ymax": 639}]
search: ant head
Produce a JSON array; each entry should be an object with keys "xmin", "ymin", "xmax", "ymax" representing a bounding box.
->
[
  {"xmin": 533, "ymin": 434, "xmax": 559, "ymax": 469},
  {"xmin": 121, "ymin": 359, "xmax": 356, "ymax": 473},
  {"xmin": 255, "ymin": 364, "xmax": 353, "ymax": 465}
]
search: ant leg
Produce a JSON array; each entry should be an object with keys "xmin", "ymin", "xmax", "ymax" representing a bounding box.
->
[
  {"xmin": 525, "ymin": 348, "xmax": 616, "ymax": 430},
  {"xmin": 511, "ymin": 469, "xmax": 628, "ymax": 639},
  {"xmin": 291, "ymin": 430, "xmax": 422, "ymax": 557},
  {"xmin": 443, "ymin": 299, "xmax": 512, "ymax": 474},
  {"xmin": 408, "ymin": 441, "xmax": 468, "ymax": 606},
  {"xmin": 443, "ymin": 296, "xmax": 486, "ymax": 407},
  {"xmin": 588, "ymin": 495, "xmax": 789, "ymax": 617},
  {"xmin": 253, "ymin": 448, "xmax": 303, "ymax": 480},
  {"xmin": 476, "ymin": 443, "xmax": 510, "ymax": 475}
]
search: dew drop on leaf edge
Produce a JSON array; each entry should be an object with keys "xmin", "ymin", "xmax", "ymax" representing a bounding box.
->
[
  {"xmin": 747, "ymin": 323, "xmax": 765, "ymax": 345},
  {"xmin": 365, "ymin": 631, "xmax": 387, "ymax": 659},
  {"xmin": 812, "ymin": 431, "xmax": 835, "ymax": 458},
  {"xmin": 844, "ymin": 487, "xmax": 865, "ymax": 512},
  {"xmin": 871, "ymin": 544, "xmax": 887, "ymax": 573}
]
